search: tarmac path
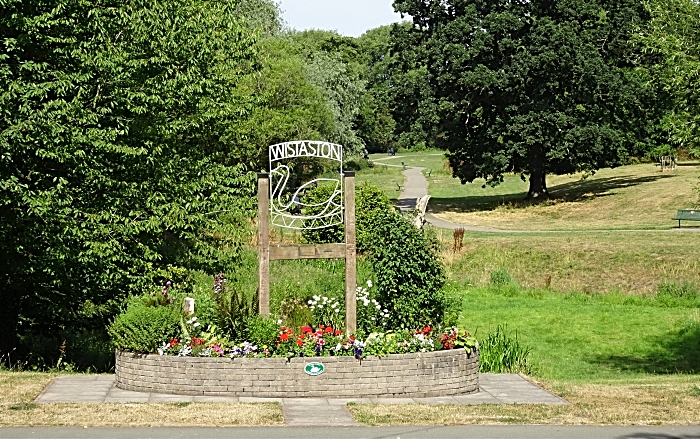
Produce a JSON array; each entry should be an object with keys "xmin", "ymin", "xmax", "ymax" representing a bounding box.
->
[{"xmin": 1, "ymin": 425, "xmax": 699, "ymax": 439}]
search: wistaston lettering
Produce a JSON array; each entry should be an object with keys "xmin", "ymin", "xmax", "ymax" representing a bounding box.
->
[{"xmin": 269, "ymin": 141, "xmax": 342, "ymax": 162}]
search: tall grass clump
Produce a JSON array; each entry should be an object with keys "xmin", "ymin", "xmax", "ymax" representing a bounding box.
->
[
  {"xmin": 479, "ymin": 325, "xmax": 532, "ymax": 374},
  {"xmin": 656, "ymin": 282, "xmax": 700, "ymax": 307}
]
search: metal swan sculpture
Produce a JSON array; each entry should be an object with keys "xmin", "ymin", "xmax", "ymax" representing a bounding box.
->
[{"xmin": 270, "ymin": 165, "xmax": 343, "ymax": 229}]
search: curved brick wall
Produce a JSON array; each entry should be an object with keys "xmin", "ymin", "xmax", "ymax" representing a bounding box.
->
[{"xmin": 115, "ymin": 347, "xmax": 479, "ymax": 398}]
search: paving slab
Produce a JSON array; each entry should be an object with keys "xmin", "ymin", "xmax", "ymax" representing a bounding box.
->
[{"xmin": 35, "ymin": 373, "xmax": 568, "ymax": 426}]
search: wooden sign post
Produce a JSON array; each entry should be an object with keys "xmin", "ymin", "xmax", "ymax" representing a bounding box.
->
[{"xmin": 257, "ymin": 165, "xmax": 357, "ymax": 334}]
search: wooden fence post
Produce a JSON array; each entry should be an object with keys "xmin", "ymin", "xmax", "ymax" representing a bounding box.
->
[
  {"xmin": 344, "ymin": 171, "xmax": 357, "ymax": 334},
  {"xmin": 257, "ymin": 173, "xmax": 270, "ymax": 316}
]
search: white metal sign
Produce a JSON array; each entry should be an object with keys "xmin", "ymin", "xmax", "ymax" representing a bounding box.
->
[{"xmin": 268, "ymin": 140, "xmax": 343, "ymax": 230}]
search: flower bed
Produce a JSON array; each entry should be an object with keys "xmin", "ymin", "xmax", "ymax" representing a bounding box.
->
[{"xmin": 115, "ymin": 345, "xmax": 479, "ymax": 398}]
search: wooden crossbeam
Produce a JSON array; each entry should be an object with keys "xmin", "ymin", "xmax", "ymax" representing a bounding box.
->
[{"xmin": 269, "ymin": 244, "xmax": 346, "ymax": 261}]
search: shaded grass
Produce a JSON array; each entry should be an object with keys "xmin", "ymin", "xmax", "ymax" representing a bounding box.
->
[
  {"xmin": 0, "ymin": 371, "xmax": 283, "ymax": 426},
  {"xmin": 428, "ymin": 163, "xmax": 699, "ymax": 230},
  {"xmin": 349, "ymin": 376, "xmax": 700, "ymax": 425},
  {"xmin": 456, "ymin": 286, "xmax": 700, "ymax": 382},
  {"xmin": 440, "ymin": 230, "xmax": 700, "ymax": 295}
]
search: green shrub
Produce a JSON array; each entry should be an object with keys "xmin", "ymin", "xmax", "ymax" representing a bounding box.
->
[
  {"xmin": 108, "ymin": 305, "xmax": 180, "ymax": 353},
  {"xmin": 245, "ymin": 316, "xmax": 280, "ymax": 351},
  {"xmin": 478, "ymin": 325, "xmax": 531, "ymax": 374},
  {"xmin": 301, "ymin": 183, "xmax": 394, "ymax": 253},
  {"xmin": 490, "ymin": 268, "xmax": 513, "ymax": 287},
  {"xmin": 215, "ymin": 284, "xmax": 257, "ymax": 343},
  {"xmin": 355, "ymin": 183, "xmax": 393, "ymax": 253},
  {"xmin": 300, "ymin": 182, "xmax": 345, "ymax": 244},
  {"xmin": 369, "ymin": 209, "xmax": 447, "ymax": 329}
]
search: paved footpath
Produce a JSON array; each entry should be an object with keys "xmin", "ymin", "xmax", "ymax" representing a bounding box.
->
[
  {"xmin": 35, "ymin": 374, "xmax": 567, "ymax": 427},
  {"xmin": 2, "ymin": 425, "xmax": 700, "ymax": 439}
]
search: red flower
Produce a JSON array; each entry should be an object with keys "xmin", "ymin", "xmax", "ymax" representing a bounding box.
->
[
  {"xmin": 279, "ymin": 333, "xmax": 289, "ymax": 341},
  {"xmin": 318, "ymin": 324, "xmax": 325, "ymax": 329},
  {"xmin": 191, "ymin": 337, "xmax": 205, "ymax": 347},
  {"xmin": 334, "ymin": 330, "xmax": 342, "ymax": 336},
  {"xmin": 422, "ymin": 326, "xmax": 432, "ymax": 334},
  {"xmin": 301, "ymin": 326, "xmax": 312, "ymax": 334},
  {"xmin": 296, "ymin": 338, "xmax": 304, "ymax": 346},
  {"xmin": 324, "ymin": 326, "xmax": 333, "ymax": 334}
]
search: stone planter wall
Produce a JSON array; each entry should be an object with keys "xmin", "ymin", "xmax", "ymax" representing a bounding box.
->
[{"xmin": 115, "ymin": 347, "xmax": 479, "ymax": 398}]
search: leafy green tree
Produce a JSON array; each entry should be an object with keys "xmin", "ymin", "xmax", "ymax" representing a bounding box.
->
[
  {"xmin": 286, "ymin": 31, "xmax": 367, "ymax": 157},
  {"xmin": 355, "ymin": 26, "xmax": 398, "ymax": 153},
  {"xmin": 0, "ymin": 0, "xmax": 258, "ymax": 363},
  {"xmin": 393, "ymin": 0, "xmax": 652, "ymax": 198},
  {"xmin": 225, "ymin": 38, "xmax": 335, "ymax": 169},
  {"xmin": 234, "ymin": 0, "xmax": 284, "ymax": 37},
  {"xmin": 387, "ymin": 23, "xmax": 441, "ymax": 151},
  {"xmin": 305, "ymin": 52, "xmax": 367, "ymax": 156},
  {"xmin": 635, "ymin": 0, "xmax": 700, "ymax": 158}
]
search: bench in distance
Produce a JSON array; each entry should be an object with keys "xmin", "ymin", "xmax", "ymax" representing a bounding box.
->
[{"xmin": 673, "ymin": 209, "xmax": 700, "ymax": 228}]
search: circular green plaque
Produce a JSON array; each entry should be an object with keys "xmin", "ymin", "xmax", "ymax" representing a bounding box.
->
[{"xmin": 304, "ymin": 362, "xmax": 325, "ymax": 376}]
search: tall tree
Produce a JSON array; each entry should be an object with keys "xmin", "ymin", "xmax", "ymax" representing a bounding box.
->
[
  {"xmin": 393, "ymin": 0, "xmax": 651, "ymax": 198},
  {"xmin": 286, "ymin": 30, "xmax": 367, "ymax": 156},
  {"xmin": 0, "ymin": 0, "xmax": 258, "ymax": 363},
  {"xmin": 635, "ymin": 0, "xmax": 700, "ymax": 158}
]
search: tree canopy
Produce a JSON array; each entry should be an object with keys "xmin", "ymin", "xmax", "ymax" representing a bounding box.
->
[
  {"xmin": 0, "ymin": 0, "xmax": 259, "ymax": 361},
  {"xmin": 393, "ymin": 0, "xmax": 652, "ymax": 198}
]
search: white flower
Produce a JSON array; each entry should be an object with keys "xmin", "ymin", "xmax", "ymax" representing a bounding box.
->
[
  {"xmin": 366, "ymin": 280, "xmax": 372, "ymax": 288},
  {"xmin": 317, "ymin": 304, "xmax": 323, "ymax": 308},
  {"xmin": 193, "ymin": 322, "xmax": 200, "ymax": 328},
  {"xmin": 376, "ymin": 305, "xmax": 381, "ymax": 310},
  {"xmin": 335, "ymin": 309, "xmax": 340, "ymax": 313},
  {"xmin": 308, "ymin": 300, "xmax": 314, "ymax": 305},
  {"xmin": 313, "ymin": 295, "xmax": 320, "ymax": 301},
  {"xmin": 277, "ymin": 319, "xmax": 283, "ymax": 324}
]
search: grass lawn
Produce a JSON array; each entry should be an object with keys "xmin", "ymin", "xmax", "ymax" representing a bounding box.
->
[
  {"xmin": 457, "ymin": 287, "xmax": 700, "ymax": 382},
  {"xmin": 355, "ymin": 160, "xmax": 404, "ymax": 201},
  {"xmin": 363, "ymin": 150, "xmax": 700, "ymax": 231},
  {"xmin": 349, "ymin": 286, "xmax": 700, "ymax": 426},
  {"xmin": 430, "ymin": 161, "xmax": 700, "ymax": 230},
  {"xmin": 439, "ymin": 230, "xmax": 700, "ymax": 295},
  {"xmin": 347, "ymin": 153, "xmax": 700, "ymax": 425}
]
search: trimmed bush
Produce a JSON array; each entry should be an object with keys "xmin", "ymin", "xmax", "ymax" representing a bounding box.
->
[
  {"xmin": 301, "ymin": 182, "xmax": 394, "ymax": 253},
  {"xmin": 245, "ymin": 315, "xmax": 280, "ymax": 350},
  {"xmin": 369, "ymin": 209, "xmax": 447, "ymax": 329},
  {"xmin": 108, "ymin": 305, "xmax": 180, "ymax": 353}
]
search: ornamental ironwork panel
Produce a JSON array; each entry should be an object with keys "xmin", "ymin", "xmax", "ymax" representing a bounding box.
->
[{"xmin": 268, "ymin": 140, "xmax": 343, "ymax": 230}]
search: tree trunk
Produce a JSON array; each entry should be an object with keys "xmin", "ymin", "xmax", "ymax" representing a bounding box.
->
[
  {"xmin": 526, "ymin": 170, "xmax": 549, "ymax": 199},
  {"xmin": 0, "ymin": 282, "xmax": 18, "ymax": 363}
]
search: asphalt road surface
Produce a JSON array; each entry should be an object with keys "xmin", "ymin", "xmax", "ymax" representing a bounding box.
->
[{"xmin": 1, "ymin": 426, "xmax": 699, "ymax": 439}]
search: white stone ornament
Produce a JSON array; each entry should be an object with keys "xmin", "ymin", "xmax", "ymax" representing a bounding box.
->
[{"xmin": 183, "ymin": 297, "xmax": 195, "ymax": 316}]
